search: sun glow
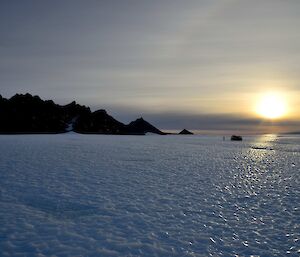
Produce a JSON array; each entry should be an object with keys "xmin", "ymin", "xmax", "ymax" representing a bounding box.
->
[{"xmin": 256, "ymin": 92, "xmax": 287, "ymax": 119}]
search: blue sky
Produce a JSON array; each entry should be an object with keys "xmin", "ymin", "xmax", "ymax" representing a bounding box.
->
[{"xmin": 1, "ymin": 0, "xmax": 300, "ymax": 132}]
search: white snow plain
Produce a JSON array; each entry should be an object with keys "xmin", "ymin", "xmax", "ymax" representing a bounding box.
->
[{"xmin": 0, "ymin": 134, "xmax": 299, "ymax": 257}]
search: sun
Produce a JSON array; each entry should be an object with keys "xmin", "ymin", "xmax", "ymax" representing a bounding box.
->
[{"xmin": 256, "ymin": 92, "xmax": 287, "ymax": 119}]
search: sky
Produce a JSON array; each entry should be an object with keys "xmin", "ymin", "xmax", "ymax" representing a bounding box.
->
[{"xmin": 1, "ymin": 0, "xmax": 300, "ymax": 133}]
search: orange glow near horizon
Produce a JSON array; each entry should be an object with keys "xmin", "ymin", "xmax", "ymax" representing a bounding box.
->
[{"xmin": 255, "ymin": 92, "xmax": 288, "ymax": 119}]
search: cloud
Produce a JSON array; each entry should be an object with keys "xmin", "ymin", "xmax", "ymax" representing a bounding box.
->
[{"xmin": 0, "ymin": 0, "xmax": 300, "ymax": 132}]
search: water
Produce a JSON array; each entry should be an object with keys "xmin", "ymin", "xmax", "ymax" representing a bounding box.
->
[{"xmin": 0, "ymin": 134, "xmax": 299, "ymax": 256}]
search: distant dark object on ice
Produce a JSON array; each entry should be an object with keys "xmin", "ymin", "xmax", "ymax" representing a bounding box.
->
[
  {"xmin": 179, "ymin": 129, "xmax": 193, "ymax": 135},
  {"xmin": 231, "ymin": 135, "xmax": 243, "ymax": 141}
]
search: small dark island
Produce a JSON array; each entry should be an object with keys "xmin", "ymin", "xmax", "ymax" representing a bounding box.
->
[{"xmin": 179, "ymin": 129, "xmax": 193, "ymax": 135}]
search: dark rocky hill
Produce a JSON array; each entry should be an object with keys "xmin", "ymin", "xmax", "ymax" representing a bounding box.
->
[
  {"xmin": 74, "ymin": 109, "xmax": 126, "ymax": 134},
  {"xmin": 126, "ymin": 117, "xmax": 165, "ymax": 135},
  {"xmin": 0, "ymin": 94, "xmax": 164, "ymax": 135},
  {"xmin": 179, "ymin": 129, "xmax": 193, "ymax": 135},
  {"xmin": 0, "ymin": 93, "xmax": 89, "ymax": 133}
]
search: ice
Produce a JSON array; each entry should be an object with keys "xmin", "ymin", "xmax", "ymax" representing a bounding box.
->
[{"xmin": 0, "ymin": 134, "xmax": 299, "ymax": 256}]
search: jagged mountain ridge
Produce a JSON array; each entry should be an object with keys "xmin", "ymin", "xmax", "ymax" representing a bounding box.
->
[{"xmin": 0, "ymin": 93, "xmax": 165, "ymax": 135}]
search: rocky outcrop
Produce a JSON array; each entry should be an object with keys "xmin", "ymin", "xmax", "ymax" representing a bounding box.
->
[
  {"xmin": 0, "ymin": 93, "xmax": 90, "ymax": 133},
  {"xmin": 0, "ymin": 94, "xmax": 165, "ymax": 135},
  {"xmin": 126, "ymin": 118, "xmax": 165, "ymax": 135},
  {"xmin": 74, "ymin": 109, "xmax": 126, "ymax": 134},
  {"xmin": 179, "ymin": 129, "xmax": 193, "ymax": 135}
]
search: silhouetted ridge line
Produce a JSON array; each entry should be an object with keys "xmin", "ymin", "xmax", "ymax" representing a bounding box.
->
[
  {"xmin": 0, "ymin": 93, "xmax": 165, "ymax": 135},
  {"xmin": 74, "ymin": 109, "xmax": 126, "ymax": 134}
]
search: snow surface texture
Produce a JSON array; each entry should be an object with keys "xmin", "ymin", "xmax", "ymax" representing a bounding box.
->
[{"xmin": 0, "ymin": 134, "xmax": 299, "ymax": 257}]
